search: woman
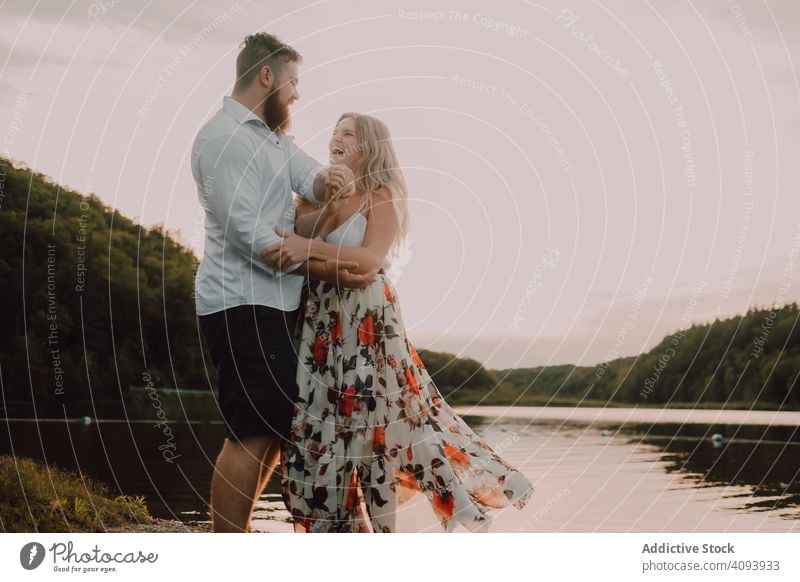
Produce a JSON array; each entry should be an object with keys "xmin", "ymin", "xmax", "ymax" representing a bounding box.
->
[{"xmin": 265, "ymin": 113, "xmax": 533, "ymax": 532}]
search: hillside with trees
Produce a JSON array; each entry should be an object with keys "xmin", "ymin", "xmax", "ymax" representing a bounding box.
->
[
  {"xmin": 0, "ymin": 157, "xmax": 207, "ymax": 417},
  {"xmin": 487, "ymin": 304, "xmax": 800, "ymax": 409}
]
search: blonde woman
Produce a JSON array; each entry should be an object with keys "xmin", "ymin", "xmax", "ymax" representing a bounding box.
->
[{"xmin": 264, "ymin": 113, "xmax": 534, "ymax": 532}]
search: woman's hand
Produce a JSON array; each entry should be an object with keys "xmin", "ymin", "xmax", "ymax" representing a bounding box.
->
[
  {"xmin": 323, "ymin": 165, "xmax": 356, "ymax": 202},
  {"xmin": 262, "ymin": 227, "xmax": 313, "ymax": 272},
  {"xmin": 339, "ymin": 267, "xmax": 378, "ymax": 289},
  {"xmin": 322, "ymin": 259, "xmax": 377, "ymax": 289}
]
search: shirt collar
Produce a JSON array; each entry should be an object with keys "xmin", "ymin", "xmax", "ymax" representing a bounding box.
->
[{"xmin": 223, "ymin": 96, "xmax": 274, "ymax": 132}]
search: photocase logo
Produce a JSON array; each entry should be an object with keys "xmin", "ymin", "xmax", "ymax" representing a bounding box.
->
[{"xmin": 20, "ymin": 542, "xmax": 46, "ymax": 570}]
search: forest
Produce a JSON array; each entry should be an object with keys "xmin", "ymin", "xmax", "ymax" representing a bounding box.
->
[
  {"xmin": 0, "ymin": 157, "xmax": 205, "ymax": 417},
  {"xmin": 487, "ymin": 302, "xmax": 800, "ymax": 409}
]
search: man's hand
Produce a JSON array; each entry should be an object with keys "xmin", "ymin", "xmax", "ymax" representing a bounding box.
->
[
  {"xmin": 262, "ymin": 227, "xmax": 312, "ymax": 271},
  {"xmin": 262, "ymin": 249, "xmax": 281, "ymax": 270},
  {"xmin": 322, "ymin": 164, "xmax": 356, "ymax": 202}
]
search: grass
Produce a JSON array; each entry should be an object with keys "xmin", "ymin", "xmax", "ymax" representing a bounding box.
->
[{"xmin": 0, "ymin": 455, "xmax": 151, "ymax": 532}]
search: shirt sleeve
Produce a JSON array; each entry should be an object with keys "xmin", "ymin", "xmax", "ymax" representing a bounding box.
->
[
  {"xmin": 285, "ymin": 135, "xmax": 324, "ymax": 203},
  {"xmin": 197, "ymin": 135, "xmax": 300, "ymax": 278}
]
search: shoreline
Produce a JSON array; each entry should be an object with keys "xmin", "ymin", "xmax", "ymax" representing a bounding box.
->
[
  {"xmin": 453, "ymin": 405, "xmax": 800, "ymax": 426},
  {"xmin": 105, "ymin": 518, "xmax": 212, "ymax": 533},
  {"xmin": 3, "ymin": 399, "xmax": 799, "ymax": 425}
]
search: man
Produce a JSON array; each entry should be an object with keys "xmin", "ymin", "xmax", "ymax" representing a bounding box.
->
[{"xmin": 191, "ymin": 32, "xmax": 375, "ymax": 532}]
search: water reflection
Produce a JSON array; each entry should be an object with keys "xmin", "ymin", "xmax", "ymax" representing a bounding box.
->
[{"xmin": 616, "ymin": 422, "xmax": 800, "ymax": 514}]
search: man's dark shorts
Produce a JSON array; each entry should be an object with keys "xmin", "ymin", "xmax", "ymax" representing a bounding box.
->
[{"xmin": 199, "ymin": 304, "xmax": 299, "ymax": 441}]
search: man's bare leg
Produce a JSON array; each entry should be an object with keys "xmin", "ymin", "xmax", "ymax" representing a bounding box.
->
[
  {"xmin": 210, "ymin": 435, "xmax": 275, "ymax": 532},
  {"xmin": 255, "ymin": 438, "xmax": 282, "ymax": 499}
]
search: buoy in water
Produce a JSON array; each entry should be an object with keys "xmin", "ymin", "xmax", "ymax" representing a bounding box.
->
[
  {"xmin": 711, "ymin": 433, "xmax": 724, "ymax": 446},
  {"xmin": 81, "ymin": 416, "xmax": 92, "ymax": 425},
  {"xmin": 600, "ymin": 429, "xmax": 612, "ymax": 437}
]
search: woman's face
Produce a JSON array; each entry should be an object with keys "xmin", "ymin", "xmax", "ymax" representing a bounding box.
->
[{"xmin": 328, "ymin": 117, "xmax": 361, "ymax": 169}]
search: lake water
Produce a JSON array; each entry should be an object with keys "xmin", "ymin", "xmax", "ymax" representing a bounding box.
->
[{"xmin": 2, "ymin": 406, "xmax": 798, "ymax": 532}]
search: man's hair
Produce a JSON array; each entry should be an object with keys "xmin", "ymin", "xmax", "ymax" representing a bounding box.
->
[{"xmin": 234, "ymin": 33, "xmax": 301, "ymax": 92}]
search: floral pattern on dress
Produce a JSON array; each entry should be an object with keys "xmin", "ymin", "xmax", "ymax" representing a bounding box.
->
[{"xmin": 280, "ymin": 272, "xmax": 534, "ymax": 532}]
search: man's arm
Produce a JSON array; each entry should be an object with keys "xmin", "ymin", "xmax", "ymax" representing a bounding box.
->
[
  {"xmin": 286, "ymin": 135, "xmax": 326, "ymax": 204},
  {"xmin": 198, "ymin": 135, "xmax": 300, "ymax": 277},
  {"xmin": 264, "ymin": 189, "xmax": 398, "ymax": 275}
]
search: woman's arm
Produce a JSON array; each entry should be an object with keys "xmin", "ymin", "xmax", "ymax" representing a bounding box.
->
[
  {"xmin": 293, "ymin": 193, "xmax": 352, "ymax": 239},
  {"xmin": 293, "ymin": 195, "xmax": 325, "ymax": 238},
  {"xmin": 299, "ymin": 258, "xmax": 378, "ymax": 289},
  {"xmin": 264, "ymin": 189, "xmax": 399, "ymax": 275}
]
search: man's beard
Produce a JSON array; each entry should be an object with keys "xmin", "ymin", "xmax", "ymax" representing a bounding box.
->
[{"xmin": 264, "ymin": 92, "xmax": 292, "ymax": 135}]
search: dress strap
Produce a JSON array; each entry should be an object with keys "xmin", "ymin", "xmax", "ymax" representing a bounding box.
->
[{"xmin": 357, "ymin": 191, "xmax": 371, "ymax": 215}]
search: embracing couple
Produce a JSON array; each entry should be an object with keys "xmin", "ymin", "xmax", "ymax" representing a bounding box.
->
[{"xmin": 191, "ymin": 33, "xmax": 533, "ymax": 533}]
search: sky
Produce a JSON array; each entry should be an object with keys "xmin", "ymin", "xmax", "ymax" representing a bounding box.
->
[{"xmin": 1, "ymin": 0, "xmax": 799, "ymax": 369}]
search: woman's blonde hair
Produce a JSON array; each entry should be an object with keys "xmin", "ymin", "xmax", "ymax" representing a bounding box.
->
[{"xmin": 337, "ymin": 112, "xmax": 410, "ymax": 255}]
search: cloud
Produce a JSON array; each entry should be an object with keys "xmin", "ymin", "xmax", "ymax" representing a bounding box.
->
[
  {"xmin": 0, "ymin": 0, "xmax": 326, "ymax": 47},
  {"xmin": 0, "ymin": 27, "xmax": 72, "ymax": 80}
]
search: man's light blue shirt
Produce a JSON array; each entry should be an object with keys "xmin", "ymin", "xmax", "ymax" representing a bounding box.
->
[{"xmin": 191, "ymin": 96, "xmax": 322, "ymax": 315}]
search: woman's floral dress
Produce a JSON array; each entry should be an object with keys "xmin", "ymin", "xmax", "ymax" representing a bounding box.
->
[{"xmin": 280, "ymin": 195, "xmax": 534, "ymax": 532}]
